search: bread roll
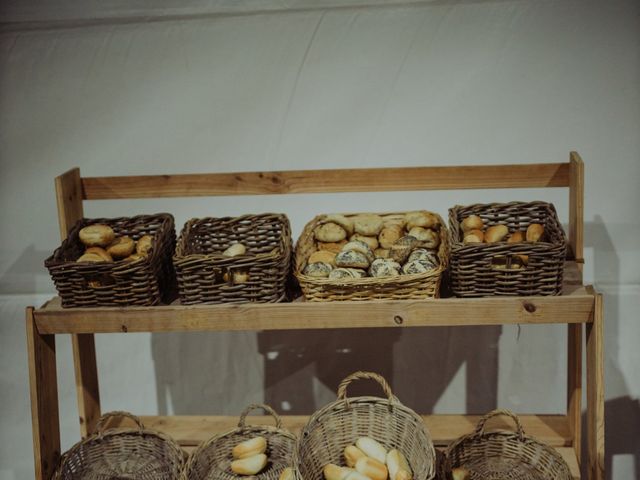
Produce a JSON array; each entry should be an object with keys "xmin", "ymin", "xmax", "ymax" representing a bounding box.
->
[
  {"xmin": 507, "ymin": 231, "xmax": 524, "ymax": 243},
  {"xmin": 405, "ymin": 211, "xmax": 439, "ymax": 230},
  {"xmin": 374, "ymin": 248, "xmax": 390, "ymax": 259},
  {"xmin": 353, "ymin": 214, "xmax": 384, "ymax": 236},
  {"xmin": 408, "ymin": 227, "xmax": 439, "ymax": 249},
  {"xmin": 407, "ymin": 248, "xmax": 438, "ymax": 265},
  {"xmin": 323, "ymin": 214, "xmax": 354, "ymax": 236},
  {"xmin": 231, "ymin": 453, "xmax": 267, "ymax": 475},
  {"xmin": 76, "ymin": 252, "xmax": 107, "ymax": 263},
  {"xmin": 369, "ymin": 259, "xmax": 401, "ymax": 278},
  {"xmin": 106, "ymin": 236, "xmax": 135, "ymax": 259},
  {"xmin": 341, "ymin": 240, "xmax": 375, "ymax": 262},
  {"xmin": 463, "ymin": 230, "xmax": 484, "ymax": 243},
  {"xmin": 343, "ymin": 471, "xmax": 371, "ymax": 480},
  {"xmin": 279, "ymin": 467, "xmax": 294, "ymax": 480},
  {"xmin": 451, "ymin": 467, "xmax": 470, "ymax": 480},
  {"xmin": 355, "ymin": 437, "xmax": 387, "ymax": 464},
  {"xmin": 350, "ymin": 234, "xmax": 379, "ymax": 251},
  {"xmin": 309, "ymin": 250, "xmax": 337, "ymax": 266},
  {"xmin": 316, "ymin": 222, "xmax": 348, "ymax": 242},
  {"xmin": 402, "ymin": 260, "xmax": 431, "ymax": 275},
  {"xmin": 224, "ymin": 271, "xmax": 251, "ymax": 284},
  {"xmin": 335, "ymin": 250, "xmax": 370, "ymax": 269},
  {"xmin": 323, "ymin": 464, "xmax": 350, "ymax": 480},
  {"xmin": 355, "ymin": 457, "xmax": 388, "ymax": 480},
  {"xmin": 303, "ymin": 262, "xmax": 333, "ymax": 277},
  {"xmin": 136, "ymin": 235, "xmax": 154, "ymax": 255},
  {"xmin": 484, "ymin": 225, "xmax": 509, "ymax": 243},
  {"xmin": 85, "ymin": 247, "xmax": 113, "ymax": 262},
  {"xmin": 318, "ymin": 240, "xmax": 348, "ymax": 253},
  {"xmin": 123, "ymin": 253, "xmax": 145, "ymax": 262},
  {"xmin": 344, "ymin": 445, "xmax": 366, "ymax": 468},
  {"xmin": 378, "ymin": 225, "xmax": 403, "ymax": 249},
  {"xmin": 389, "ymin": 236, "xmax": 419, "ymax": 264},
  {"xmin": 526, "ymin": 223, "xmax": 544, "ymax": 242},
  {"xmin": 79, "ymin": 224, "xmax": 115, "ymax": 247},
  {"xmin": 395, "ymin": 470, "xmax": 411, "ymax": 480},
  {"xmin": 461, "ymin": 215, "xmax": 483, "ymax": 232},
  {"xmin": 386, "ymin": 449, "xmax": 411, "ymax": 480},
  {"xmin": 329, "ymin": 268, "xmax": 366, "ymax": 280},
  {"xmin": 232, "ymin": 436, "xmax": 267, "ymax": 459},
  {"xmin": 382, "ymin": 214, "xmax": 406, "ymax": 230}
]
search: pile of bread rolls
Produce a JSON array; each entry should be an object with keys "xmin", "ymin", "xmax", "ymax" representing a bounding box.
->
[
  {"xmin": 76, "ymin": 224, "xmax": 153, "ymax": 263},
  {"xmin": 460, "ymin": 215, "xmax": 544, "ymax": 244},
  {"xmin": 323, "ymin": 437, "xmax": 412, "ymax": 480},
  {"xmin": 303, "ymin": 212, "xmax": 441, "ymax": 280},
  {"xmin": 230, "ymin": 436, "xmax": 269, "ymax": 476}
]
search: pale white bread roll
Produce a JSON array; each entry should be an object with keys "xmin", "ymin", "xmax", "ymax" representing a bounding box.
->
[
  {"xmin": 232, "ymin": 436, "xmax": 267, "ymax": 459},
  {"xmin": 355, "ymin": 457, "xmax": 388, "ymax": 480},
  {"xmin": 223, "ymin": 243, "xmax": 247, "ymax": 257},
  {"xmin": 344, "ymin": 445, "xmax": 367, "ymax": 468},
  {"xmin": 386, "ymin": 449, "xmax": 411, "ymax": 480},
  {"xmin": 405, "ymin": 211, "xmax": 439, "ymax": 230},
  {"xmin": 79, "ymin": 224, "xmax": 115, "ymax": 247},
  {"xmin": 231, "ymin": 453, "xmax": 267, "ymax": 475},
  {"xmin": 355, "ymin": 437, "xmax": 387, "ymax": 464},
  {"xmin": 279, "ymin": 467, "xmax": 294, "ymax": 480},
  {"xmin": 324, "ymin": 464, "xmax": 352, "ymax": 480}
]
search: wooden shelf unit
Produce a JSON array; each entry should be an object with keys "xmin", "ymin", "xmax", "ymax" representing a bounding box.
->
[{"xmin": 26, "ymin": 152, "xmax": 604, "ymax": 480}]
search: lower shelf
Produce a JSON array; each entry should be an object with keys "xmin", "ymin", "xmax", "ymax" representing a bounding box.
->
[{"xmin": 106, "ymin": 413, "xmax": 580, "ymax": 479}]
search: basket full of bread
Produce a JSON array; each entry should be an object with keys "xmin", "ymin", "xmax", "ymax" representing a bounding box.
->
[
  {"xmin": 294, "ymin": 211, "xmax": 448, "ymax": 301},
  {"xmin": 442, "ymin": 409, "xmax": 572, "ymax": 480},
  {"xmin": 174, "ymin": 213, "xmax": 292, "ymax": 304},
  {"xmin": 182, "ymin": 404, "xmax": 297, "ymax": 480},
  {"xmin": 45, "ymin": 213, "xmax": 176, "ymax": 307},
  {"xmin": 293, "ymin": 371, "xmax": 436, "ymax": 480},
  {"xmin": 448, "ymin": 201, "xmax": 567, "ymax": 297}
]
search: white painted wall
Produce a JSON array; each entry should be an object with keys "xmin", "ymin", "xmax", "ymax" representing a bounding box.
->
[{"xmin": 1, "ymin": 0, "xmax": 638, "ymax": 478}]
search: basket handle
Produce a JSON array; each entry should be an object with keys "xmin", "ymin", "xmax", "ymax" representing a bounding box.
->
[
  {"xmin": 95, "ymin": 411, "xmax": 144, "ymax": 434},
  {"xmin": 337, "ymin": 371, "xmax": 396, "ymax": 407},
  {"xmin": 474, "ymin": 409, "xmax": 525, "ymax": 440},
  {"xmin": 238, "ymin": 403, "xmax": 283, "ymax": 429}
]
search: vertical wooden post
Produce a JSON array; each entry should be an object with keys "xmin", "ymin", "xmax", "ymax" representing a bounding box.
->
[
  {"xmin": 586, "ymin": 293, "xmax": 605, "ymax": 480},
  {"xmin": 55, "ymin": 168, "xmax": 101, "ymax": 436},
  {"xmin": 27, "ymin": 307, "xmax": 61, "ymax": 480},
  {"xmin": 567, "ymin": 152, "xmax": 584, "ymax": 462}
]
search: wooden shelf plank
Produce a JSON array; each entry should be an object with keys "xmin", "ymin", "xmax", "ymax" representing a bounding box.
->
[{"xmin": 81, "ymin": 163, "xmax": 570, "ymax": 199}]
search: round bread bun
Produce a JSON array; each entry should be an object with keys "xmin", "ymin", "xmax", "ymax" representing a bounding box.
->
[
  {"xmin": 378, "ymin": 225, "xmax": 403, "ymax": 249},
  {"xmin": 308, "ymin": 250, "xmax": 337, "ymax": 266},
  {"xmin": 84, "ymin": 246, "xmax": 113, "ymax": 262},
  {"xmin": 350, "ymin": 234, "xmax": 379, "ymax": 251},
  {"xmin": 106, "ymin": 236, "xmax": 135, "ymax": 259},
  {"xmin": 322, "ymin": 214, "xmax": 354, "ymax": 236},
  {"xmin": 341, "ymin": 240, "xmax": 375, "ymax": 262},
  {"xmin": 79, "ymin": 224, "xmax": 115, "ymax": 247},
  {"xmin": 507, "ymin": 231, "xmax": 525, "ymax": 243},
  {"xmin": 405, "ymin": 211, "xmax": 439, "ymax": 230},
  {"xmin": 461, "ymin": 215, "xmax": 484, "ymax": 232},
  {"xmin": 136, "ymin": 235, "xmax": 154, "ymax": 255},
  {"xmin": 463, "ymin": 229, "xmax": 484, "ymax": 243},
  {"xmin": 315, "ymin": 222, "xmax": 347, "ymax": 242},
  {"xmin": 77, "ymin": 252, "xmax": 107, "ymax": 263},
  {"xmin": 223, "ymin": 242, "xmax": 246, "ymax": 257},
  {"xmin": 335, "ymin": 250, "xmax": 371, "ymax": 269},
  {"xmin": 353, "ymin": 214, "xmax": 384, "ymax": 236},
  {"xmin": 303, "ymin": 262, "xmax": 333, "ymax": 278}
]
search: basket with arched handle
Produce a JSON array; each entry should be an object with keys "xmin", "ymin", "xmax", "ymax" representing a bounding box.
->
[
  {"xmin": 182, "ymin": 403, "xmax": 297, "ymax": 480},
  {"xmin": 293, "ymin": 371, "xmax": 436, "ymax": 480},
  {"xmin": 443, "ymin": 409, "xmax": 572, "ymax": 480},
  {"xmin": 53, "ymin": 411, "xmax": 185, "ymax": 479}
]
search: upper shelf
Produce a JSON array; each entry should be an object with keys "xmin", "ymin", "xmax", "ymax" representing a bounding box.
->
[{"xmin": 34, "ymin": 262, "xmax": 594, "ymax": 334}]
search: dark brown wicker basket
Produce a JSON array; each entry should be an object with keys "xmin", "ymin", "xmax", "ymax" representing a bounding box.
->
[
  {"xmin": 53, "ymin": 411, "xmax": 185, "ymax": 480},
  {"xmin": 295, "ymin": 211, "xmax": 448, "ymax": 301},
  {"xmin": 448, "ymin": 202, "xmax": 567, "ymax": 297},
  {"xmin": 293, "ymin": 371, "xmax": 436, "ymax": 480},
  {"xmin": 182, "ymin": 404, "xmax": 297, "ymax": 480},
  {"xmin": 174, "ymin": 213, "xmax": 291, "ymax": 304},
  {"xmin": 443, "ymin": 410, "xmax": 572, "ymax": 480},
  {"xmin": 45, "ymin": 213, "xmax": 177, "ymax": 307}
]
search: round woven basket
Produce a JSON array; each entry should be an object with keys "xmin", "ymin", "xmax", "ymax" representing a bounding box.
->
[
  {"xmin": 182, "ymin": 404, "xmax": 297, "ymax": 480},
  {"xmin": 293, "ymin": 371, "xmax": 436, "ymax": 480},
  {"xmin": 444, "ymin": 409, "xmax": 572, "ymax": 480},
  {"xmin": 53, "ymin": 411, "xmax": 185, "ymax": 480}
]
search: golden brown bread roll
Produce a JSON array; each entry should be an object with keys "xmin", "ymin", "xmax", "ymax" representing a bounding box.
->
[
  {"xmin": 374, "ymin": 248, "xmax": 390, "ymax": 259},
  {"xmin": 315, "ymin": 222, "xmax": 348, "ymax": 242},
  {"xmin": 405, "ymin": 211, "xmax": 439, "ymax": 230},
  {"xmin": 395, "ymin": 470, "xmax": 411, "ymax": 480},
  {"xmin": 223, "ymin": 243, "xmax": 246, "ymax": 257},
  {"xmin": 484, "ymin": 225, "xmax": 509, "ymax": 243},
  {"xmin": 232, "ymin": 436, "xmax": 267, "ymax": 459},
  {"xmin": 323, "ymin": 214, "xmax": 354, "ymax": 236},
  {"xmin": 451, "ymin": 467, "xmax": 470, "ymax": 480},
  {"xmin": 463, "ymin": 229, "xmax": 484, "ymax": 243},
  {"xmin": 76, "ymin": 252, "xmax": 107, "ymax": 263},
  {"xmin": 408, "ymin": 227, "xmax": 439, "ymax": 249},
  {"xmin": 386, "ymin": 449, "xmax": 411, "ymax": 480},
  {"xmin": 461, "ymin": 215, "xmax": 483, "ymax": 232},
  {"xmin": 323, "ymin": 464, "xmax": 350, "ymax": 480},
  {"xmin": 279, "ymin": 467, "xmax": 294, "ymax": 480},
  {"xmin": 526, "ymin": 223, "xmax": 544, "ymax": 242},
  {"xmin": 507, "ymin": 231, "xmax": 524, "ymax": 243},
  {"xmin": 123, "ymin": 253, "xmax": 145, "ymax": 262},
  {"xmin": 318, "ymin": 240, "xmax": 348, "ymax": 253},
  {"xmin": 79, "ymin": 224, "xmax": 115, "ymax": 247},
  {"xmin": 85, "ymin": 247, "xmax": 113, "ymax": 262},
  {"xmin": 344, "ymin": 445, "xmax": 366, "ymax": 468},
  {"xmin": 355, "ymin": 457, "xmax": 388, "ymax": 480},
  {"xmin": 136, "ymin": 235, "xmax": 154, "ymax": 255},
  {"xmin": 378, "ymin": 225, "xmax": 403, "ymax": 249},
  {"xmin": 308, "ymin": 250, "xmax": 337, "ymax": 266},
  {"xmin": 355, "ymin": 437, "xmax": 387, "ymax": 464},
  {"xmin": 353, "ymin": 214, "xmax": 384, "ymax": 236},
  {"xmin": 382, "ymin": 214, "xmax": 406, "ymax": 230},
  {"xmin": 223, "ymin": 271, "xmax": 250, "ymax": 284},
  {"xmin": 231, "ymin": 453, "xmax": 267, "ymax": 475},
  {"xmin": 350, "ymin": 234, "xmax": 379, "ymax": 251},
  {"xmin": 106, "ymin": 236, "xmax": 135, "ymax": 259}
]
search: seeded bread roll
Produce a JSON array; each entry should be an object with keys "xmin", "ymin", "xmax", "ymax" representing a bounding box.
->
[
  {"xmin": 350, "ymin": 234, "xmax": 379, "ymax": 251},
  {"xmin": 484, "ymin": 225, "xmax": 509, "ymax": 243},
  {"xmin": 308, "ymin": 250, "xmax": 337, "ymax": 266},
  {"xmin": 106, "ymin": 236, "xmax": 135, "ymax": 259},
  {"xmin": 353, "ymin": 214, "xmax": 384, "ymax": 236},
  {"xmin": 408, "ymin": 227, "xmax": 439, "ymax": 249},
  {"xmin": 85, "ymin": 247, "xmax": 113, "ymax": 262},
  {"xmin": 335, "ymin": 250, "xmax": 370, "ymax": 269},
  {"xmin": 369, "ymin": 259, "xmax": 401, "ymax": 278},
  {"xmin": 344, "ymin": 445, "xmax": 367, "ymax": 468},
  {"xmin": 461, "ymin": 215, "xmax": 484, "ymax": 232},
  {"xmin": 389, "ymin": 236, "xmax": 419, "ymax": 264},
  {"xmin": 355, "ymin": 437, "xmax": 387, "ymax": 464},
  {"xmin": 136, "ymin": 235, "xmax": 154, "ymax": 255},
  {"xmin": 407, "ymin": 248, "xmax": 439, "ymax": 268},
  {"xmin": 323, "ymin": 214, "xmax": 354, "ymax": 236},
  {"xmin": 303, "ymin": 262, "xmax": 333, "ymax": 277},
  {"xmin": 405, "ymin": 211, "xmax": 439, "ymax": 230},
  {"xmin": 79, "ymin": 224, "xmax": 115, "ymax": 247},
  {"xmin": 329, "ymin": 268, "xmax": 366, "ymax": 280},
  {"xmin": 342, "ymin": 240, "xmax": 375, "ymax": 262},
  {"xmin": 402, "ymin": 260, "xmax": 432, "ymax": 275},
  {"xmin": 378, "ymin": 225, "xmax": 403, "ymax": 249},
  {"xmin": 231, "ymin": 453, "xmax": 267, "ymax": 475},
  {"xmin": 232, "ymin": 436, "xmax": 267, "ymax": 459},
  {"xmin": 463, "ymin": 229, "xmax": 484, "ymax": 243},
  {"xmin": 508, "ymin": 231, "xmax": 525, "ymax": 243},
  {"xmin": 318, "ymin": 240, "xmax": 348, "ymax": 253},
  {"xmin": 315, "ymin": 222, "xmax": 347, "ymax": 242},
  {"xmin": 526, "ymin": 223, "xmax": 544, "ymax": 242},
  {"xmin": 355, "ymin": 457, "xmax": 388, "ymax": 480}
]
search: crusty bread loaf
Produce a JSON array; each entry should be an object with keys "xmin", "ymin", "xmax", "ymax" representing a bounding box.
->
[{"xmin": 353, "ymin": 214, "xmax": 384, "ymax": 236}]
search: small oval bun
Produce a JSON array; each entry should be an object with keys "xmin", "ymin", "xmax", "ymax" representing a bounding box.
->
[
  {"xmin": 315, "ymin": 222, "xmax": 348, "ymax": 242},
  {"xmin": 230, "ymin": 453, "xmax": 267, "ymax": 475},
  {"xmin": 85, "ymin": 247, "xmax": 113, "ymax": 262},
  {"xmin": 323, "ymin": 214, "xmax": 354, "ymax": 236},
  {"xmin": 526, "ymin": 223, "xmax": 544, "ymax": 242},
  {"xmin": 79, "ymin": 224, "xmax": 115, "ymax": 247},
  {"xmin": 318, "ymin": 240, "xmax": 348, "ymax": 253},
  {"xmin": 232, "ymin": 436, "xmax": 267, "ymax": 459},
  {"xmin": 484, "ymin": 225, "xmax": 509, "ymax": 243},
  {"xmin": 107, "ymin": 236, "xmax": 135, "ymax": 259},
  {"xmin": 223, "ymin": 242, "xmax": 246, "ymax": 257},
  {"xmin": 507, "ymin": 231, "xmax": 525, "ymax": 243},
  {"xmin": 461, "ymin": 215, "xmax": 484, "ymax": 233},
  {"xmin": 353, "ymin": 214, "xmax": 384, "ymax": 236},
  {"xmin": 136, "ymin": 235, "xmax": 154, "ymax": 255},
  {"xmin": 308, "ymin": 250, "xmax": 337, "ymax": 266},
  {"xmin": 378, "ymin": 225, "xmax": 403, "ymax": 249},
  {"xmin": 463, "ymin": 229, "xmax": 484, "ymax": 243},
  {"xmin": 77, "ymin": 252, "xmax": 107, "ymax": 263},
  {"xmin": 405, "ymin": 211, "xmax": 439, "ymax": 230}
]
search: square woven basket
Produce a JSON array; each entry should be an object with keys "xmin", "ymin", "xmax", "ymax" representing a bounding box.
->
[
  {"xmin": 294, "ymin": 211, "xmax": 448, "ymax": 301},
  {"xmin": 45, "ymin": 213, "xmax": 177, "ymax": 308},
  {"xmin": 448, "ymin": 201, "xmax": 567, "ymax": 297},
  {"xmin": 174, "ymin": 213, "xmax": 292, "ymax": 304}
]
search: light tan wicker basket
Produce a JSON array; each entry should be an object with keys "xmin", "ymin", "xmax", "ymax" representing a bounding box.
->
[
  {"xmin": 53, "ymin": 411, "xmax": 185, "ymax": 480},
  {"xmin": 443, "ymin": 409, "xmax": 572, "ymax": 480},
  {"xmin": 182, "ymin": 404, "xmax": 297, "ymax": 480},
  {"xmin": 294, "ymin": 212, "xmax": 448, "ymax": 301},
  {"xmin": 293, "ymin": 371, "xmax": 436, "ymax": 480}
]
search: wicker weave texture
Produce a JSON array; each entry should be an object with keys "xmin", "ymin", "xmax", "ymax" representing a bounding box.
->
[
  {"xmin": 45, "ymin": 214, "xmax": 177, "ymax": 308},
  {"xmin": 183, "ymin": 404, "xmax": 297, "ymax": 480},
  {"xmin": 448, "ymin": 202, "xmax": 567, "ymax": 297},
  {"xmin": 174, "ymin": 213, "xmax": 292, "ymax": 304},
  {"xmin": 444, "ymin": 410, "xmax": 571, "ymax": 480},
  {"xmin": 294, "ymin": 372, "xmax": 436, "ymax": 480},
  {"xmin": 294, "ymin": 212, "xmax": 448, "ymax": 301},
  {"xmin": 54, "ymin": 411, "xmax": 185, "ymax": 480}
]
